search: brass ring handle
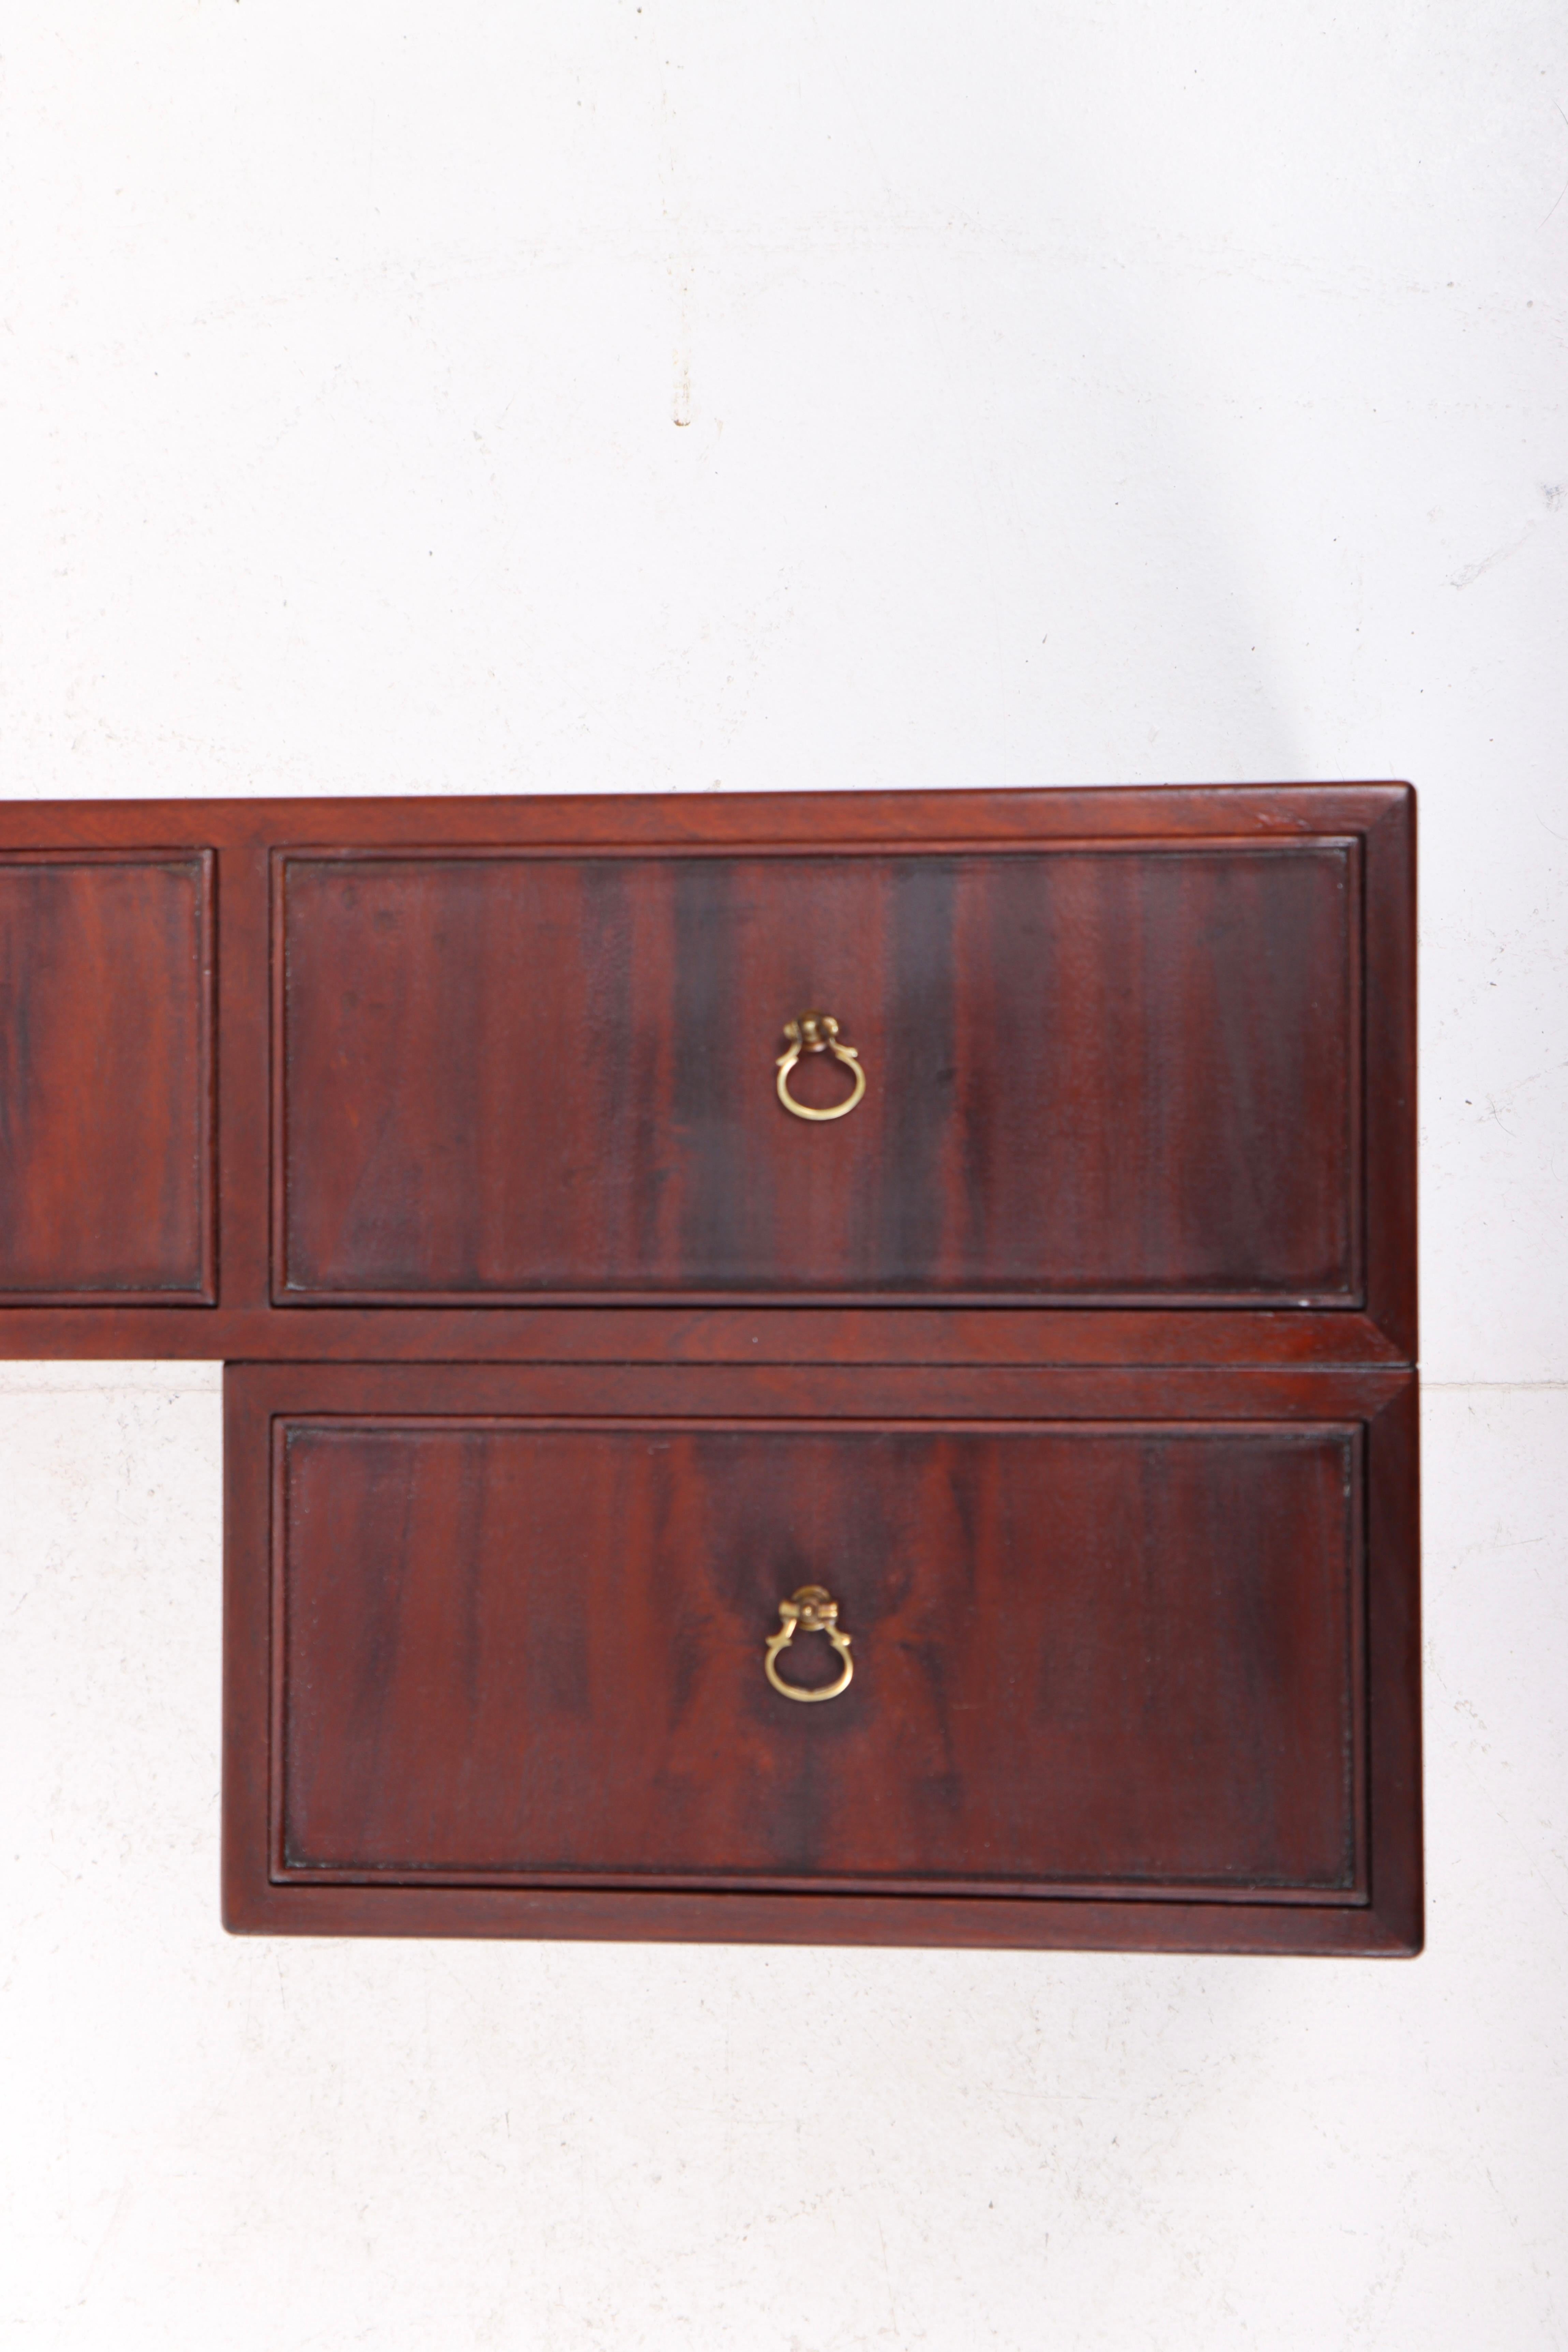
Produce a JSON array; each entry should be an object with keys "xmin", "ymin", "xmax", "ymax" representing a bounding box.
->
[
  {"xmin": 764, "ymin": 1585, "xmax": 855, "ymax": 1703},
  {"xmin": 776, "ymin": 1010, "xmax": 867, "ymax": 1122}
]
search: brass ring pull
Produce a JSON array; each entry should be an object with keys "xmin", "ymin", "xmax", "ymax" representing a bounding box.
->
[
  {"xmin": 764, "ymin": 1585, "xmax": 854, "ymax": 1703},
  {"xmin": 776, "ymin": 1010, "xmax": 867, "ymax": 1122}
]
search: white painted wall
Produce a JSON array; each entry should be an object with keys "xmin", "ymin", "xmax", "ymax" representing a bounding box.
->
[{"xmin": 1, "ymin": 5, "xmax": 1564, "ymax": 2344}]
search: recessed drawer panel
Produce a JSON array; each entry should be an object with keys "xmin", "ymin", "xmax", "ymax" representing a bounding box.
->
[
  {"xmin": 0, "ymin": 851, "xmax": 212, "ymax": 1299},
  {"xmin": 277, "ymin": 842, "xmax": 1360, "ymax": 1304},
  {"xmin": 272, "ymin": 1414, "xmax": 1362, "ymax": 1899}
]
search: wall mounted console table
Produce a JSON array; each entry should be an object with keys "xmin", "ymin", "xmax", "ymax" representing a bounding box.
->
[{"xmin": 0, "ymin": 785, "xmax": 1419, "ymax": 1953}]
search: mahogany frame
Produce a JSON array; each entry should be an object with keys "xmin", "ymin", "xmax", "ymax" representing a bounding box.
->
[{"xmin": 0, "ymin": 785, "xmax": 1419, "ymax": 1952}]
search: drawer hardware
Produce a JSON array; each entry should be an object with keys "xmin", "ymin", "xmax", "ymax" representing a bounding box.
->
[
  {"xmin": 775, "ymin": 1010, "xmax": 867, "ymax": 1123},
  {"xmin": 764, "ymin": 1584, "xmax": 855, "ymax": 1702}
]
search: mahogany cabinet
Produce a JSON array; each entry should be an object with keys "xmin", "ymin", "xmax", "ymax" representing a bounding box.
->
[{"xmin": 0, "ymin": 786, "xmax": 1420, "ymax": 1952}]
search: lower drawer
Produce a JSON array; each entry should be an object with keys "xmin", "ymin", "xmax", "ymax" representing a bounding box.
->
[{"xmin": 223, "ymin": 1364, "xmax": 1420, "ymax": 1952}]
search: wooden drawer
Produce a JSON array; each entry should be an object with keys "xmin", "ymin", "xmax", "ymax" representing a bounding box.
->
[
  {"xmin": 277, "ymin": 837, "xmax": 1364, "ymax": 1306},
  {"xmin": 223, "ymin": 1363, "xmax": 1421, "ymax": 1952},
  {"xmin": 0, "ymin": 850, "xmax": 212, "ymax": 1301}
]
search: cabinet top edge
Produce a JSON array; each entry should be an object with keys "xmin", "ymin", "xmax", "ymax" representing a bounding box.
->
[{"xmin": 0, "ymin": 783, "xmax": 1415, "ymax": 850}]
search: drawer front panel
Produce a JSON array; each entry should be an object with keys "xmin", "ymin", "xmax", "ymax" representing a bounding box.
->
[
  {"xmin": 276, "ymin": 1415, "xmax": 1363, "ymax": 1898},
  {"xmin": 278, "ymin": 842, "xmax": 1359, "ymax": 1303},
  {"xmin": 0, "ymin": 852, "xmax": 212, "ymax": 1299}
]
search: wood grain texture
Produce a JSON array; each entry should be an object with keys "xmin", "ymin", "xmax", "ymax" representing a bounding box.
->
[
  {"xmin": 223, "ymin": 1363, "xmax": 1422, "ymax": 1952},
  {"xmin": 276, "ymin": 1417, "xmax": 1362, "ymax": 1896},
  {"xmin": 0, "ymin": 783, "xmax": 1413, "ymax": 859},
  {"xmin": 0, "ymin": 1303, "xmax": 1413, "ymax": 1366},
  {"xmin": 0, "ymin": 852, "xmax": 212, "ymax": 1298},
  {"xmin": 0, "ymin": 790, "xmax": 1419, "ymax": 1953},
  {"xmin": 277, "ymin": 842, "xmax": 1360, "ymax": 1305},
  {"xmin": 0, "ymin": 784, "xmax": 1414, "ymax": 1357}
]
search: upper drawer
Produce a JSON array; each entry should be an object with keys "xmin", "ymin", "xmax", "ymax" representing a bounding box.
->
[
  {"xmin": 277, "ymin": 838, "xmax": 1363, "ymax": 1305},
  {"xmin": 0, "ymin": 850, "xmax": 213, "ymax": 1301}
]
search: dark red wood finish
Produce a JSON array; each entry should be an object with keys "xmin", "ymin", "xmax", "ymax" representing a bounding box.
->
[
  {"xmin": 0, "ymin": 850, "xmax": 213, "ymax": 1299},
  {"xmin": 277, "ymin": 840, "xmax": 1359, "ymax": 1306},
  {"xmin": 0, "ymin": 1301, "xmax": 1416, "ymax": 1366},
  {"xmin": 0, "ymin": 788, "xmax": 1418, "ymax": 1954},
  {"xmin": 0, "ymin": 786, "xmax": 1414, "ymax": 1362},
  {"xmin": 278, "ymin": 1421, "xmax": 1363, "ymax": 1894},
  {"xmin": 224, "ymin": 1362, "xmax": 1422, "ymax": 1953}
]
